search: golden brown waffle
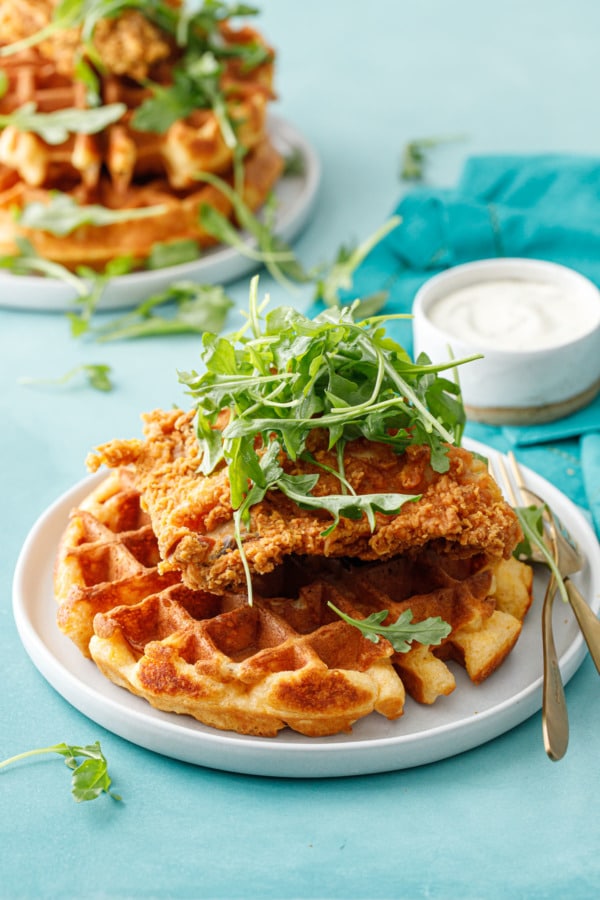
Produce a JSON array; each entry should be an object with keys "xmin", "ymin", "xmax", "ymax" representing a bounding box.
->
[
  {"xmin": 325, "ymin": 554, "xmax": 533, "ymax": 701},
  {"xmin": 0, "ymin": 135, "xmax": 283, "ymax": 269},
  {"xmin": 0, "ymin": 14, "xmax": 282, "ymax": 269},
  {"xmin": 54, "ymin": 470, "xmax": 533, "ymax": 738}
]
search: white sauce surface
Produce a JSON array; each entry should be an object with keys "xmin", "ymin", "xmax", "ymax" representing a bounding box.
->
[{"xmin": 427, "ymin": 278, "xmax": 600, "ymax": 352}]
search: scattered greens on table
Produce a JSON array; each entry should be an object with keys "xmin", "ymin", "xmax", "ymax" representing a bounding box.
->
[
  {"xmin": 19, "ymin": 363, "xmax": 114, "ymax": 392},
  {"xmin": 400, "ymin": 134, "xmax": 466, "ymax": 181},
  {"xmin": 0, "ymin": 741, "xmax": 120, "ymax": 803}
]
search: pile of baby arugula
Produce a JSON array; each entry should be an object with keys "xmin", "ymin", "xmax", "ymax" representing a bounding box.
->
[{"xmin": 180, "ymin": 275, "xmax": 477, "ymax": 644}]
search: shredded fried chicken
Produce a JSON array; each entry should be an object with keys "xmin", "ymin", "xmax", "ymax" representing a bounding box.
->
[{"xmin": 87, "ymin": 409, "xmax": 523, "ymax": 596}]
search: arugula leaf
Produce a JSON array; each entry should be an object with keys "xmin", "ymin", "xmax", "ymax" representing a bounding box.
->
[
  {"xmin": 132, "ymin": 50, "xmax": 238, "ymax": 150},
  {"xmin": 0, "ymin": 242, "xmax": 90, "ymax": 297},
  {"xmin": 0, "ymin": 102, "xmax": 126, "ymax": 144},
  {"xmin": 314, "ymin": 216, "xmax": 401, "ymax": 308},
  {"xmin": 0, "ymin": 740, "xmax": 121, "ymax": 802},
  {"xmin": 19, "ymin": 363, "xmax": 114, "ymax": 392},
  {"xmin": 400, "ymin": 134, "xmax": 466, "ymax": 182},
  {"xmin": 513, "ymin": 504, "xmax": 545, "ymax": 561},
  {"xmin": 0, "ymin": 240, "xmax": 112, "ymax": 338},
  {"xmin": 183, "ymin": 280, "xmax": 475, "ymax": 476},
  {"xmin": 199, "ymin": 202, "xmax": 301, "ymax": 270},
  {"xmin": 513, "ymin": 504, "xmax": 569, "ymax": 604},
  {"xmin": 328, "ymin": 603, "xmax": 452, "ymax": 653},
  {"xmin": 197, "ymin": 171, "xmax": 402, "ymax": 307},
  {"xmin": 1, "ymin": 236, "xmax": 229, "ymax": 344},
  {"xmin": 132, "ymin": 69, "xmax": 206, "ymax": 133},
  {"xmin": 276, "ymin": 472, "xmax": 420, "ymax": 536},
  {"xmin": 282, "ymin": 147, "xmax": 305, "ymax": 177},
  {"xmin": 90, "ymin": 282, "xmax": 233, "ymax": 341},
  {"xmin": 196, "ymin": 171, "xmax": 310, "ymax": 289},
  {"xmin": 146, "ymin": 239, "xmax": 201, "ymax": 270},
  {"xmin": 18, "ymin": 192, "xmax": 167, "ymax": 236},
  {"xmin": 73, "ymin": 56, "xmax": 102, "ymax": 107}
]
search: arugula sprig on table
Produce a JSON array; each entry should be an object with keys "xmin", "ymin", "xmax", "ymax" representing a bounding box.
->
[
  {"xmin": 400, "ymin": 135, "xmax": 466, "ymax": 182},
  {"xmin": 19, "ymin": 363, "xmax": 114, "ymax": 391},
  {"xmin": 3, "ymin": 175, "xmax": 401, "ymax": 339},
  {"xmin": 180, "ymin": 277, "xmax": 477, "ymax": 618},
  {"xmin": 0, "ymin": 232, "xmax": 232, "ymax": 341},
  {"xmin": 0, "ymin": 741, "xmax": 121, "ymax": 802},
  {"xmin": 197, "ymin": 168, "xmax": 401, "ymax": 309},
  {"xmin": 90, "ymin": 282, "xmax": 233, "ymax": 341}
]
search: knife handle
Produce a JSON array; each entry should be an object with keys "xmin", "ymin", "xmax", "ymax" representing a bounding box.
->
[
  {"xmin": 541, "ymin": 578, "xmax": 569, "ymax": 761},
  {"xmin": 566, "ymin": 579, "xmax": 600, "ymax": 675}
]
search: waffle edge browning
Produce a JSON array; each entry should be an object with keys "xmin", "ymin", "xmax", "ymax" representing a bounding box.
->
[
  {"xmin": 54, "ymin": 468, "xmax": 534, "ymax": 738},
  {"xmin": 0, "ymin": 5, "xmax": 283, "ymax": 269}
]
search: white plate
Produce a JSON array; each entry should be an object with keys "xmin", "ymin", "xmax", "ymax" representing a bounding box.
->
[
  {"xmin": 0, "ymin": 116, "xmax": 320, "ymax": 312},
  {"xmin": 12, "ymin": 440, "xmax": 600, "ymax": 777}
]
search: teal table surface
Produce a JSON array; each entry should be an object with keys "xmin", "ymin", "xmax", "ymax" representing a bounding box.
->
[{"xmin": 2, "ymin": 2, "xmax": 600, "ymax": 898}]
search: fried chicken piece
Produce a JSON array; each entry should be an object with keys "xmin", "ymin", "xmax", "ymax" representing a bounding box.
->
[
  {"xmin": 0, "ymin": 0, "xmax": 52, "ymax": 46},
  {"xmin": 87, "ymin": 409, "xmax": 522, "ymax": 596},
  {"xmin": 0, "ymin": 1, "xmax": 177, "ymax": 80}
]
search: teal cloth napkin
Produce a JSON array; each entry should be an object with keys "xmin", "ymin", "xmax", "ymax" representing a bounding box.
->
[{"xmin": 310, "ymin": 154, "xmax": 600, "ymax": 537}]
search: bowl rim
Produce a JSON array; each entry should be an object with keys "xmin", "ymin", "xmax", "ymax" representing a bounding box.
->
[{"xmin": 413, "ymin": 256, "xmax": 600, "ymax": 357}]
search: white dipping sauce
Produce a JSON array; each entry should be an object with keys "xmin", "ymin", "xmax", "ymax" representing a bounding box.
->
[{"xmin": 427, "ymin": 278, "xmax": 599, "ymax": 352}]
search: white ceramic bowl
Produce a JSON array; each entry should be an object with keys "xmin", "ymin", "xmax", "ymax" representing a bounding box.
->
[{"xmin": 412, "ymin": 258, "xmax": 600, "ymax": 425}]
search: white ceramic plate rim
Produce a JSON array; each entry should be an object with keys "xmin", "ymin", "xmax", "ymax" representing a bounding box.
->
[
  {"xmin": 0, "ymin": 115, "xmax": 320, "ymax": 312},
  {"xmin": 12, "ymin": 439, "xmax": 600, "ymax": 777}
]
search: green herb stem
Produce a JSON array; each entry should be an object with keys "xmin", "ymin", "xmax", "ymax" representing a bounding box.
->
[
  {"xmin": 0, "ymin": 741, "xmax": 121, "ymax": 802},
  {"xmin": 515, "ymin": 506, "xmax": 569, "ymax": 604}
]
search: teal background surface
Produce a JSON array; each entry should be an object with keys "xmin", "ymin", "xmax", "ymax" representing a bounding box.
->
[{"xmin": 1, "ymin": 2, "xmax": 600, "ymax": 898}]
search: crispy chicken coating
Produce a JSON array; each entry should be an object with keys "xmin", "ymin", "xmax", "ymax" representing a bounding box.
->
[
  {"xmin": 87, "ymin": 408, "xmax": 523, "ymax": 596},
  {"xmin": 0, "ymin": 1, "xmax": 177, "ymax": 80}
]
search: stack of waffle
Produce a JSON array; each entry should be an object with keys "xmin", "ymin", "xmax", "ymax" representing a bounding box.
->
[
  {"xmin": 0, "ymin": 4, "xmax": 283, "ymax": 269},
  {"xmin": 54, "ymin": 466, "xmax": 533, "ymax": 738}
]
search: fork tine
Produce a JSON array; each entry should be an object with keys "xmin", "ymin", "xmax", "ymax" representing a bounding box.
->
[
  {"xmin": 507, "ymin": 451, "xmax": 543, "ymax": 510},
  {"xmin": 495, "ymin": 452, "xmax": 520, "ymax": 507},
  {"xmin": 507, "ymin": 450, "xmax": 526, "ymax": 493}
]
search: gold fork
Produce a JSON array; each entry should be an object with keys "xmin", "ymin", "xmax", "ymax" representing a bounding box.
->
[
  {"xmin": 494, "ymin": 452, "xmax": 569, "ymax": 760},
  {"xmin": 504, "ymin": 452, "xmax": 600, "ymax": 676}
]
